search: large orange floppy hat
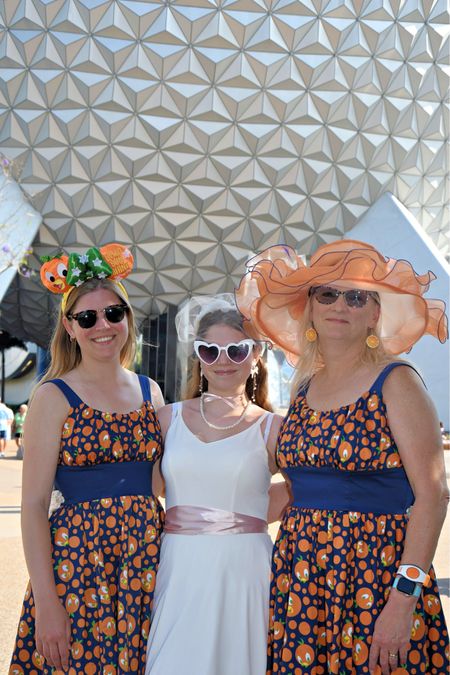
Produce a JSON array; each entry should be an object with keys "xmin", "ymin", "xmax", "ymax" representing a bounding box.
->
[{"xmin": 235, "ymin": 239, "xmax": 448, "ymax": 365}]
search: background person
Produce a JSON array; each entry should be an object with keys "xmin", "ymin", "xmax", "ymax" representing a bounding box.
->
[
  {"xmin": 146, "ymin": 294, "xmax": 287, "ymax": 675},
  {"xmin": 0, "ymin": 397, "xmax": 13, "ymax": 457},
  {"xmin": 12, "ymin": 403, "xmax": 27, "ymax": 458},
  {"xmin": 440, "ymin": 422, "xmax": 450, "ymax": 451},
  {"xmin": 10, "ymin": 244, "xmax": 165, "ymax": 674},
  {"xmin": 236, "ymin": 239, "xmax": 449, "ymax": 675}
]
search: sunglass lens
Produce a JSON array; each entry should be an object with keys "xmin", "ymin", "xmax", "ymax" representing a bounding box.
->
[
  {"xmin": 346, "ymin": 290, "xmax": 368, "ymax": 308},
  {"xmin": 316, "ymin": 288, "xmax": 339, "ymax": 304},
  {"xmin": 77, "ymin": 311, "xmax": 97, "ymax": 328},
  {"xmin": 227, "ymin": 344, "xmax": 250, "ymax": 363},
  {"xmin": 227, "ymin": 343, "xmax": 250, "ymax": 363},
  {"xmin": 105, "ymin": 305, "xmax": 127, "ymax": 323},
  {"xmin": 197, "ymin": 344, "xmax": 219, "ymax": 364}
]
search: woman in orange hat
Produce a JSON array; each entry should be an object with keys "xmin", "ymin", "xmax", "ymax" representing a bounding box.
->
[
  {"xmin": 10, "ymin": 245, "xmax": 165, "ymax": 674},
  {"xmin": 236, "ymin": 240, "xmax": 449, "ymax": 675}
]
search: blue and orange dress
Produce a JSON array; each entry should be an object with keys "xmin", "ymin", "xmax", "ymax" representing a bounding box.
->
[
  {"xmin": 10, "ymin": 375, "xmax": 163, "ymax": 674},
  {"xmin": 268, "ymin": 362, "xmax": 449, "ymax": 674}
]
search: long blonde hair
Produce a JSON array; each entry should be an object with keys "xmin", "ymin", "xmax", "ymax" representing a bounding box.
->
[
  {"xmin": 183, "ymin": 308, "xmax": 272, "ymax": 412},
  {"xmin": 290, "ymin": 297, "xmax": 393, "ymax": 399},
  {"xmin": 39, "ymin": 279, "xmax": 136, "ymax": 386}
]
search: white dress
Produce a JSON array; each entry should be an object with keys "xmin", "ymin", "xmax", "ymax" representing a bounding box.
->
[{"xmin": 146, "ymin": 402, "xmax": 273, "ymax": 675}]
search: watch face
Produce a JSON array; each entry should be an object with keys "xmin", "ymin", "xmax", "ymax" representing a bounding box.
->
[{"xmin": 396, "ymin": 576, "xmax": 416, "ymax": 595}]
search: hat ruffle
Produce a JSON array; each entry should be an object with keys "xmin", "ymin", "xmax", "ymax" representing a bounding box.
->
[{"xmin": 235, "ymin": 240, "xmax": 448, "ymax": 363}]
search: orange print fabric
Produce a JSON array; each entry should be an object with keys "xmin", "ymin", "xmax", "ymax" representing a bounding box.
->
[
  {"xmin": 268, "ymin": 364, "xmax": 449, "ymax": 674},
  {"xmin": 10, "ymin": 379, "xmax": 163, "ymax": 674}
]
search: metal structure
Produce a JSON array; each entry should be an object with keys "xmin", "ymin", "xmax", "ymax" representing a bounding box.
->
[{"xmin": 0, "ymin": 0, "xmax": 448, "ymax": 347}]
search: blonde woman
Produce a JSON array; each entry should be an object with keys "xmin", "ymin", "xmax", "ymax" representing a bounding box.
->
[
  {"xmin": 236, "ymin": 240, "xmax": 449, "ymax": 675},
  {"xmin": 10, "ymin": 245, "xmax": 164, "ymax": 674}
]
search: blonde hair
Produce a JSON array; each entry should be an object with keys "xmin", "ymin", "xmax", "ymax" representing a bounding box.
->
[
  {"xmin": 39, "ymin": 278, "xmax": 136, "ymax": 387},
  {"xmin": 183, "ymin": 308, "xmax": 272, "ymax": 412},
  {"xmin": 290, "ymin": 297, "xmax": 393, "ymax": 399}
]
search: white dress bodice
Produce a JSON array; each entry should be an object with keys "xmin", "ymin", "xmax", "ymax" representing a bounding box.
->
[
  {"xmin": 162, "ymin": 402, "xmax": 272, "ymax": 519},
  {"xmin": 146, "ymin": 403, "xmax": 275, "ymax": 675}
]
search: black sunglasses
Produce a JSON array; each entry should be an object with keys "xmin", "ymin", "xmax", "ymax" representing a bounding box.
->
[
  {"xmin": 67, "ymin": 304, "xmax": 129, "ymax": 329},
  {"xmin": 310, "ymin": 286, "xmax": 379, "ymax": 309}
]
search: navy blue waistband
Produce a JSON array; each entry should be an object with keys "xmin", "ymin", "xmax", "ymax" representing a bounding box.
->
[
  {"xmin": 284, "ymin": 466, "xmax": 414, "ymax": 515},
  {"xmin": 54, "ymin": 461, "xmax": 153, "ymax": 505}
]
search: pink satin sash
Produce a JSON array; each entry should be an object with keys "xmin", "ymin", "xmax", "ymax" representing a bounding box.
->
[{"xmin": 164, "ymin": 505, "xmax": 268, "ymax": 535}]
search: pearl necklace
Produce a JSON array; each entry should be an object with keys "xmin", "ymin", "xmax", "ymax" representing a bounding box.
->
[{"xmin": 199, "ymin": 393, "xmax": 250, "ymax": 430}]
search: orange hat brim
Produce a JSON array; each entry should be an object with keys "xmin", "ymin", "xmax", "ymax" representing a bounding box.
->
[{"xmin": 235, "ymin": 240, "xmax": 448, "ymax": 363}]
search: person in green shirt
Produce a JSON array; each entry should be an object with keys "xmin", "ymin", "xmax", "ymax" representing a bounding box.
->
[{"xmin": 13, "ymin": 404, "xmax": 27, "ymax": 458}]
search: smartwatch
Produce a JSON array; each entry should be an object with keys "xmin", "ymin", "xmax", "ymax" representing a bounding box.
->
[
  {"xmin": 397, "ymin": 564, "xmax": 430, "ymax": 587},
  {"xmin": 392, "ymin": 575, "xmax": 422, "ymax": 598}
]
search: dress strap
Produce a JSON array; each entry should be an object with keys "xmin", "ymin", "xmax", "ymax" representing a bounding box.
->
[
  {"xmin": 263, "ymin": 412, "xmax": 274, "ymax": 445},
  {"xmin": 170, "ymin": 401, "xmax": 182, "ymax": 424},
  {"xmin": 371, "ymin": 362, "xmax": 422, "ymax": 395},
  {"xmin": 46, "ymin": 379, "xmax": 83, "ymax": 408},
  {"xmin": 138, "ymin": 374, "xmax": 152, "ymax": 403}
]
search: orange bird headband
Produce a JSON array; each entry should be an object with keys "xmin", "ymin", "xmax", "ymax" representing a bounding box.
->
[{"xmin": 40, "ymin": 243, "xmax": 134, "ymax": 312}]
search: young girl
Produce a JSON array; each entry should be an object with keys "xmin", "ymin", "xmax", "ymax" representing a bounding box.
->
[{"xmin": 146, "ymin": 294, "xmax": 287, "ymax": 675}]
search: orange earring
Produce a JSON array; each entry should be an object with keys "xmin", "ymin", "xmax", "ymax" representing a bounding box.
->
[
  {"xmin": 305, "ymin": 327, "xmax": 318, "ymax": 343},
  {"xmin": 366, "ymin": 333, "xmax": 380, "ymax": 349}
]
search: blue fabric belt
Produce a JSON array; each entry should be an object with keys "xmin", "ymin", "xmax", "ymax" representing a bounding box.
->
[
  {"xmin": 54, "ymin": 461, "xmax": 153, "ymax": 505},
  {"xmin": 284, "ymin": 465, "xmax": 414, "ymax": 515}
]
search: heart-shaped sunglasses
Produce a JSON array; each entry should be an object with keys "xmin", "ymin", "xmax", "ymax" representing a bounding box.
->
[{"xmin": 194, "ymin": 339, "xmax": 260, "ymax": 365}]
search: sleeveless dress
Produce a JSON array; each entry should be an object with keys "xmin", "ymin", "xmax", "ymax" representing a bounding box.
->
[
  {"xmin": 10, "ymin": 375, "xmax": 163, "ymax": 675},
  {"xmin": 269, "ymin": 363, "xmax": 449, "ymax": 674},
  {"xmin": 146, "ymin": 403, "xmax": 274, "ymax": 675}
]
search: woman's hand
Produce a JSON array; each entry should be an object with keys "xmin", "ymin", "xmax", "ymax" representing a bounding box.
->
[
  {"xmin": 267, "ymin": 479, "xmax": 291, "ymax": 523},
  {"xmin": 368, "ymin": 588, "xmax": 416, "ymax": 674},
  {"xmin": 35, "ymin": 596, "xmax": 71, "ymax": 671}
]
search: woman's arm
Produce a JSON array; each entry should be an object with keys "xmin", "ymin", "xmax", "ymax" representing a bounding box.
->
[
  {"xmin": 384, "ymin": 367, "xmax": 448, "ymax": 568},
  {"xmin": 369, "ymin": 366, "xmax": 449, "ymax": 674},
  {"xmin": 264, "ymin": 413, "xmax": 283, "ymax": 474},
  {"xmin": 152, "ymin": 404, "xmax": 173, "ymax": 498},
  {"xmin": 150, "ymin": 379, "xmax": 165, "ymax": 411},
  {"xmin": 21, "ymin": 384, "xmax": 72, "ymax": 671},
  {"xmin": 152, "ymin": 459, "xmax": 165, "ymax": 498},
  {"xmin": 265, "ymin": 414, "xmax": 291, "ymax": 523},
  {"xmin": 267, "ymin": 479, "xmax": 291, "ymax": 524}
]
